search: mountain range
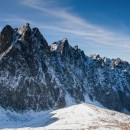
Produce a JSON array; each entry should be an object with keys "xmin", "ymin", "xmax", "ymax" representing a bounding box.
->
[{"xmin": 0, "ymin": 23, "xmax": 130, "ymax": 114}]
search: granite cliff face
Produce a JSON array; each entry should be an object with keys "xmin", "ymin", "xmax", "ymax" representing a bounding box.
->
[{"xmin": 0, "ymin": 23, "xmax": 130, "ymax": 113}]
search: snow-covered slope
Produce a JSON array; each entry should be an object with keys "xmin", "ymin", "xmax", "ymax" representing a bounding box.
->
[{"xmin": 1, "ymin": 103, "xmax": 130, "ymax": 130}]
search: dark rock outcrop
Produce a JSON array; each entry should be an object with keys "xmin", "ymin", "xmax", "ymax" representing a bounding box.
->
[{"xmin": 0, "ymin": 25, "xmax": 14, "ymax": 53}]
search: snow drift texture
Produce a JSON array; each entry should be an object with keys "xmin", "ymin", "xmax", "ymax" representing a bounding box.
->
[
  {"xmin": 0, "ymin": 23, "xmax": 130, "ymax": 113},
  {"xmin": 1, "ymin": 104, "xmax": 130, "ymax": 129}
]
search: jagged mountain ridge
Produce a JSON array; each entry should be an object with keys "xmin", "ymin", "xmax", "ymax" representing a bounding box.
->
[{"xmin": 0, "ymin": 23, "xmax": 130, "ymax": 113}]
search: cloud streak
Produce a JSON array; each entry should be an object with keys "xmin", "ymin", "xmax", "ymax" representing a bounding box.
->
[{"xmin": 20, "ymin": 0, "xmax": 130, "ymax": 49}]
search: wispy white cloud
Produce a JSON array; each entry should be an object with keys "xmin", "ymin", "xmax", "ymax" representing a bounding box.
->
[
  {"xmin": 20, "ymin": 0, "xmax": 130, "ymax": 49},
  {"xmin": 0, "ymin": 12, "xmax": 41, "ymax": 34},
  {"xmin": 0, "ymin": 14, "xmax": 35, "ymax": 27},
  {"xmin": 1, "ymin": 18, "xmax": 30, "ymax": 25}
]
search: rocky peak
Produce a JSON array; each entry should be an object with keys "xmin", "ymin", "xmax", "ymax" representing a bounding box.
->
[
  {"xmin": 59, "ymin": 38, "xmax": 72, "ymax": 57},
  {"xmin": 73, "ymin": 45, "xmax": 78, "ymax": 50},
  {"xmin": 114, "ymin": 58, "xmax": 122, "ymax": 65},
  {"xmin": 0, "ymin": 25, "xmax": 14, "ymax": 53},
  {"xmin": 32, "ymin": 27, "xmax": 41, "ymax": 37},
  {"xmin": 1, "ymin": 25, "xmax": 14, "ymax": 36},
  {"xmin": 17, "ymin": 23, "xmax": 30, "ymax": 35},
  {"xmin": 50, "ymin": 42, "xmax": 58, "ymax": 52},
  {"xmin": 90, "ymin": 54, "xmax": 100, "ymax": 59},
  {"xmin": 50, "ymin": 38, "xmax": 70, "ymax": 54},
  {"xmin": 32, "ymin": 27, "xmax": 48, "ymax": 48}
]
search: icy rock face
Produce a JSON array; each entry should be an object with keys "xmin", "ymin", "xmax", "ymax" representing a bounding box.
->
[{"xmin": 0, "ymin": 24, "xmax": 130, "ymax": 113}]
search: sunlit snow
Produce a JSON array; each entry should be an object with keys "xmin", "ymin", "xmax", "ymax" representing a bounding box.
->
[{"xmin": 1, "ymin": 103, "xmax": 130, "ymax": 130}]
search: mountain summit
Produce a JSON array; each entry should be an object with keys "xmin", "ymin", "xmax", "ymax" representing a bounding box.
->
[{"xmin": 0, "ymin": 23, "xmax": 130, "ymax": 113}]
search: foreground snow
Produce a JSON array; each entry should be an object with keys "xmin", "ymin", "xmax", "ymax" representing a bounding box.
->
[{"xmin": 1, "ymin": 104, "xmax": 130, "ymax": 130}]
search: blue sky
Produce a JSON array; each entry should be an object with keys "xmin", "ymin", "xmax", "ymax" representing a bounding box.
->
[{"xmin": 0, "ymin": 0, "xmax": 130, "ymax": 62}]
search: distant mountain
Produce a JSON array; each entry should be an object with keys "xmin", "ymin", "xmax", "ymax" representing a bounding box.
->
[
  {"xmin": 0, "ymin": 103, "xmax": 130, "ymax": 129},
  {"xmin": 0, "ymin": 23, "xmax": 130, "ymax": 113}
]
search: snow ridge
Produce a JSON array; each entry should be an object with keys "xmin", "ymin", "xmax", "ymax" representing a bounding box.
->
[{"xmin": 0, "ymin": 104, "xmax": 130, "ymax": 130}]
